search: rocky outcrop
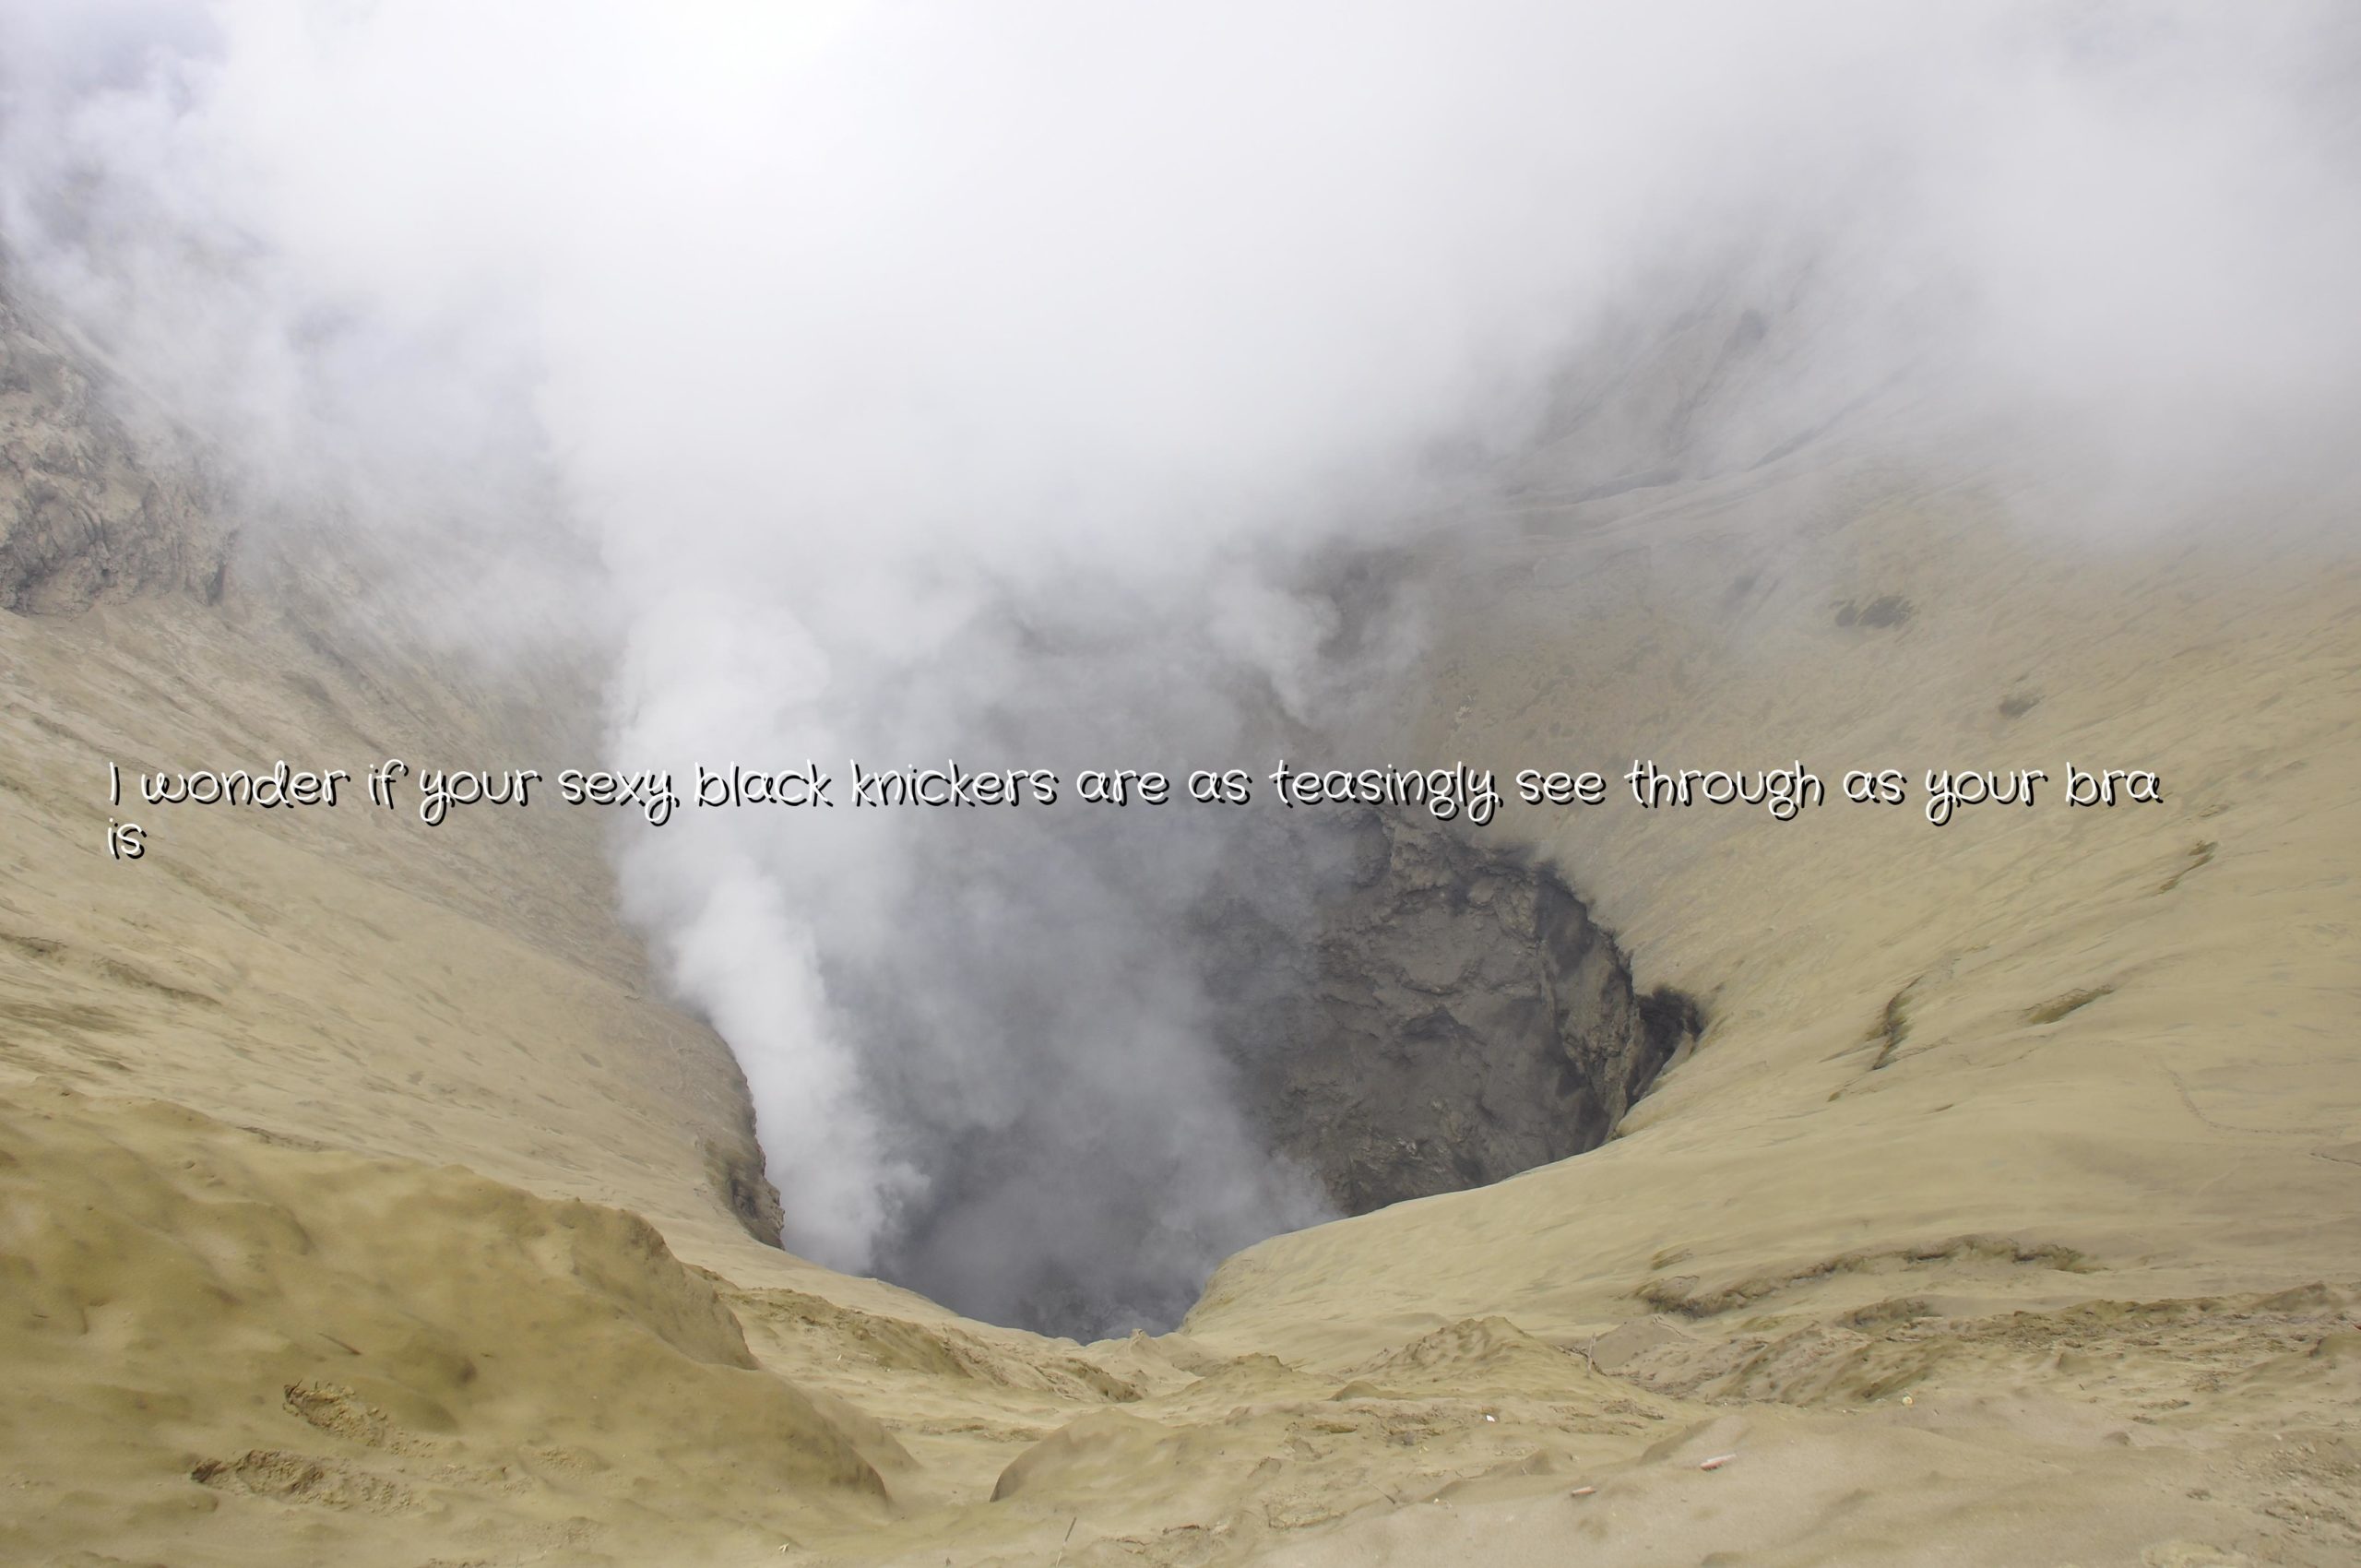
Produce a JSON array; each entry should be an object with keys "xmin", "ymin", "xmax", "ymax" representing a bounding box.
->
[
  {"xmin": 0, "ymin": 280, "xmax": 230, "ymax": 613},
  {"xmin": 1205, "ymin": 809, "xmax": 1698, "ymax": 1214}
]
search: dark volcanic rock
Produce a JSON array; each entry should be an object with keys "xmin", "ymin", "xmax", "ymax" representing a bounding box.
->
[{"xmin": 1205, "ymin": 808, "xmax": 1697, "ymax": 1214}]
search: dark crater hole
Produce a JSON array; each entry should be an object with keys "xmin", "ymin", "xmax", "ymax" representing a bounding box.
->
[{"xmin": 1200, "ymin": 806, "xmax": 1701, "ymax": 1218}]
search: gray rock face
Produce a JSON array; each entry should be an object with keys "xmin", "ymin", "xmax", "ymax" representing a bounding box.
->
[
  {"xmin": 1205, "ymin": 809, "xmax": 1697, "ymax": 1214},
  {"xmin": 0, "ymin": 282, "xmax": 230, "ymax": 614}
]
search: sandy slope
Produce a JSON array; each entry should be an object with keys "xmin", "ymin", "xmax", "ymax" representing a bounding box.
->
[
  {"xmin": 2, "ymin": 301, "xmax": 2356, "ymax": 1563},
  {"xmin": 1175, "ymin": 445, "xmax": 2361, "ymax": 1563},
  {"xmin": 1200, "ymin": 445, "xmax": 2361, "ymax": 1344}
]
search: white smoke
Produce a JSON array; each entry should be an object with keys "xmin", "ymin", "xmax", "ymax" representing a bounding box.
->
[{"xmin": 4, "ymin": 0, "xmax": 2354, "ymax": 1331}]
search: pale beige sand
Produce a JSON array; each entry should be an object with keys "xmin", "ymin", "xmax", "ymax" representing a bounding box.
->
[
  {"xmin": 1181, "ymin": 446, "xmax": 2361, "ymax": 1562},
  {"xmin": 2, "ymin": 439, "xmax": 2355, "ymax": 1565}
]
